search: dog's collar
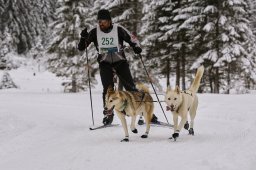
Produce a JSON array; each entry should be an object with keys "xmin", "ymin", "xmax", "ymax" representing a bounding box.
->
[{"xmin": 118, "ymin": 99, "xmax": 128, "ymax": 115}]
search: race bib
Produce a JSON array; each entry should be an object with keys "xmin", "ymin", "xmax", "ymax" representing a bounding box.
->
[{"xmin": 97, "ymin": 24, "xmax": 119, "ymax": 54}]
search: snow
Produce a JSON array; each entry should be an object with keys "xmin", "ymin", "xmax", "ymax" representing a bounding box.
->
[
  {"xmin": 203, "ymin": 22, "xmax": 215, "ymax": 32},
  {"xmin": 0, "ymin": 65, "xmax": 256, "ymax": 170}
]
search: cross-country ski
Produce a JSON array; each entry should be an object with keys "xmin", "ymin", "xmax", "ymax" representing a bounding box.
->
[{"xmin": 89, "ymin": 124, "xmax": 119, "ymax": 130}]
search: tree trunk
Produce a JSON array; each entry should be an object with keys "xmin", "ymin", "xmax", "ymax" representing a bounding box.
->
[
  {"xmin": 227, "ymin": 64, "xmax": 230, "ymax": 94},
  {"xmin": 181, "ymin": 52, "xmax": 186, "ymax": 90},
  {"xmin": 244, "ymin": 76, "xmax": 250, "ymax": 90},
  {"xmin": 209, "ymin": 66, "xmax": 214, "ymax": 93},
  {"xmin": 214, "ymin": 0, "xmax": 220, "ymax": 94},
  {"xmin": 214, "ymin": 67, "xmax": 219, "ymax": 93},
  {"xmin": 71, "ymin": 74, "xmax": 77, "ymax": 93},
  {"xmin": 166, "ymin": 58, "xmax": 170, "ymax": 87},
  {"xmin": 176, "ymin": 55, "xmax": 180, "ymax": 87},
  {"xmin": 209, "ymin": 76, "xmax": 213, "ymax": 93}
]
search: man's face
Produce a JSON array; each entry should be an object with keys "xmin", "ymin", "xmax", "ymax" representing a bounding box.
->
[{"xmin": 98, "ymin": 20, "xmax": 111, "ymax": 31}]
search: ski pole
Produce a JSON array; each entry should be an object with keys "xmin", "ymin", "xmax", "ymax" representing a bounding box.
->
[
  {"xmin": 138, "ymin": 54, "xmax": 169, "ymax": 124},
  {"xmin": 85, "ymin": 42, "xmax": 94, "ymax": 126}
]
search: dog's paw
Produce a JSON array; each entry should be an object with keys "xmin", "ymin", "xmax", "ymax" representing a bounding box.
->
[
  {"xmin": 172, "ymin": 133, "xmax": 179, "ymax": 138},
  {"xmin": 184, "ymin": 121, "xmax": 189, "ymax": 130},
  {"xmin": 132, "ymin": 128, "xmax": 138, "ymax": 133},
  {"xmin": 172, "ymin": 133, "xmax": 179, "ymax": 141},
  {"xmin": 141, "ymin": 134, "xmax": 148, "ymax": 138},
  {"xmin": 121, "ymin": 138, "xmax": 129, "ymax": 142},
  {"xmin": 188, "ymin": 128, "xmax": 194, "ymax": 135}
]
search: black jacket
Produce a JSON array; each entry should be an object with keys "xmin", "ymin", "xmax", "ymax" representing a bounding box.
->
[{"xmin": 78, "ymin": 24, "xmax": 139, "ymax": 63}]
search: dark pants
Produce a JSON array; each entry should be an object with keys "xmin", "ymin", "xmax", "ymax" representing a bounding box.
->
[{"xmin": 99, "ymin": 61, "xmax": 137, "ymax": 108}]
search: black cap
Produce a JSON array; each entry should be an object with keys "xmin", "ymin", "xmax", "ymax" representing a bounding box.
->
[{"xmin": 97, "ymin": 9, "xmax": 111, "ymax": 20}]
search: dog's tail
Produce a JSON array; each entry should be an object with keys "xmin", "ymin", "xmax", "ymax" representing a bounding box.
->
[
  {"xmin": 189, "ymin": 66, "xmax": 204, "ymax": 93},
  {"xmin": 136, "ymin": 83, "xmax": 150, "ymax": 93}
]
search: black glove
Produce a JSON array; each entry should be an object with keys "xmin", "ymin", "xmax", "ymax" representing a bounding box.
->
[
  {"xmin": 80, "ymin": 28, "xmax": 89, "ymax": 39},
  {"xmin": 133, "ymin": 46, "xmax": 142, "ymax": 54}
]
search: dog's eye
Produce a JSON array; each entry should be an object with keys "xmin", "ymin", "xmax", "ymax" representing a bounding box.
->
[
  {"xmin": 174, "ymin": 98, "xmax": 177, "ymax": 100},
  {"xmin": 110, "ymin": 100, "xmax": 113, "ymax": 102},
  {"xmin": 168, "ymin": 98, "xmax": 170, "ymax": 100}
]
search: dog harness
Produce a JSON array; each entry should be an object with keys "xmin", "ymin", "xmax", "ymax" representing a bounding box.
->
[
  {"xmin": 182, "ymin": 90, "xmax": 193, "ymax": 96},
  {"xmin": 119, "ymin": 99, "xmax": 128, "ymax": 115},
  {"xmin": 136, "ymin": 92, "xmax": 145, "ymax": 107},
  {"xmin": 119, "ymin": 91, "xmax": 145, "ymax": 116}
]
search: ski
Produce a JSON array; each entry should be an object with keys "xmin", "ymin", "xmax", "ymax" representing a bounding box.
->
[
  {"xmin": 150, "ymin": 121, "xmax": 174, "ymax": 128},
  {"xmin": 138, "ymin": 121, "xmax": 173, "ymax": 128},
  {"xmin": 89, "ymin": 124, "xmax": 119, "ymax": 130}
]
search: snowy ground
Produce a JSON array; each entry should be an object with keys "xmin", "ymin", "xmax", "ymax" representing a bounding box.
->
[{"xmin": 0, "ymin": 66, "xmax": 256, "ymax": 170}]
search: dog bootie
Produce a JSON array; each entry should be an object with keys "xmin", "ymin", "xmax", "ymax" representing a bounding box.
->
[
  {"xmin": 141, "ymin": 134, "xmax": 148, "ymax": 138},
  {"xmin": 138, "ymin": 116, "xmax": 144, "ymax": 125},
  {"xmin": 132, "ymin": 129, "xmax": 138, "ymax": 133},
  {"xmin": 189, "ymin": 128, "xmax": 194, "ymax": 135},
  {"xmin": 170, "ymin": 133, "xmax": 179, "ymax": 141},
  {"xmin": 151, "ymin": 114, "xmax": 158, "ymax": 123},
  {"xmin": 121, "ymin": 137, "xmax": 129, "ymax": 142},
  {"xmin": 184, "ymin": 121, "xmax": 189, "ymax": 130}
]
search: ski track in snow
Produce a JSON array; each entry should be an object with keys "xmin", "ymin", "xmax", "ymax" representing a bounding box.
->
[{"xmin": 0, "ymin": 91, "xmax": 256, "ymax": 170}]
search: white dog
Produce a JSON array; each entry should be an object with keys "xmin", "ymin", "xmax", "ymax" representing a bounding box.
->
[{"xmin": 165, "ymin": 66, "xmax": 204, "ymax": 140}]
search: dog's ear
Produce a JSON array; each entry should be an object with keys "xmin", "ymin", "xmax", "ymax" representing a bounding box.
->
[
  {"xmin": 107, "ymin": 86, "xmax": 114, "ymax": 93},
  {"xmin": 116, "ymin": 91, "xmax": 120, "ymax": 97},
  {"xmin": 175, "ymin": 85, "xmax": 180, "ymax": 94}
]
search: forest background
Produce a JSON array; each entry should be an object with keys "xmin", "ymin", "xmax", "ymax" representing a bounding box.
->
[{"xmin": 1, "ymin": 0, "xmax": 256, "ymax": 94}]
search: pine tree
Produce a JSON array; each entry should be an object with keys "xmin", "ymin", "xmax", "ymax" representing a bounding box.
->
[
  {"xmin": 91, "ymin": 0, "xmax": 106, "ymax": 17},
  {"xmin": 0, "ymin": 28, "xmax": 12, "ymax": 70},
  {"xmin": 47, "ymin": 0, "xmax": 97, "ymax": 92},
  {"xmin": 0, "ymin": 0, "xmax": 5, "ymax": 32},
  {"xmin": 245, "ymin": 41, "xmax": 256, "ymax": 90},
  {"xmin": 184, "ymin": 0, "xmax": 210, "ymax": 92},
  {"xmin": 0, "ymin": 0, "xmax": 48, "ymax": 54},
  {"xmin": 190, "ymin": 0, "xmax": 255, "ymax": 93},
  {"xmin": 154, "ymin": 0, "xmax": 202, "ymax": 89},
  {"xmin": 104, "ymin": 0, "xmax": 142, "ymax": 33},
  {"xmin": 0, "ymin": 0, "xmax": 57, "ymax": 70},
  {"xmin": 246, "ymin": 0, "xmax": 256, "ymax": 90},
  {"xmin": 248, "ymin": 0, "xmax": 256, "ymax": 34},
  {"xmin": 0, "ymin": 72, "xmax": 18, "ymax": 89},
  {"xmin": 140, "ymin": 0, "xmax": 174, "ymax": 90},
  {"xmin": 173, "ymin": 0, "xmax": 207, "ymax": 92},
  {"xmin": 37, "ymin": 0, "xmax": 58, "ymax": 46}
]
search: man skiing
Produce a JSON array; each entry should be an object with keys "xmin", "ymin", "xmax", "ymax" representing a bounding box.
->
[{"xmin": 78, "ymin": 9, "xmax": 158, "ymax": 125}]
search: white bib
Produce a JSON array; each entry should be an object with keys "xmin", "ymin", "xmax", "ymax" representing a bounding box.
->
[{"xmin": 97, "ymin": 24, "xmax": 119, "ymax": 54}]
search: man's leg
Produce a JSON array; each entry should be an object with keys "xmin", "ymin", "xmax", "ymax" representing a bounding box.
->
[
  {"xmin": 114, "ymin": 61, "xmax": 137, "ymax": 91},
  {"xmin": 99, "ymin": 62, "xmax": 114, "ymax": 107},
  {"xmin": 99, "ymin": 62, "xmax": 114, "ymax": 125},
  {"xmin": 114, "ymin": 61, "xmax": 158, "ymax": 123}
]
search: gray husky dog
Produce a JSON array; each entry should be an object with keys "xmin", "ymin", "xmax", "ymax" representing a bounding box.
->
[{"xmin": 105, "ymin": 84, "xmax": 154, "ymax": 142}]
